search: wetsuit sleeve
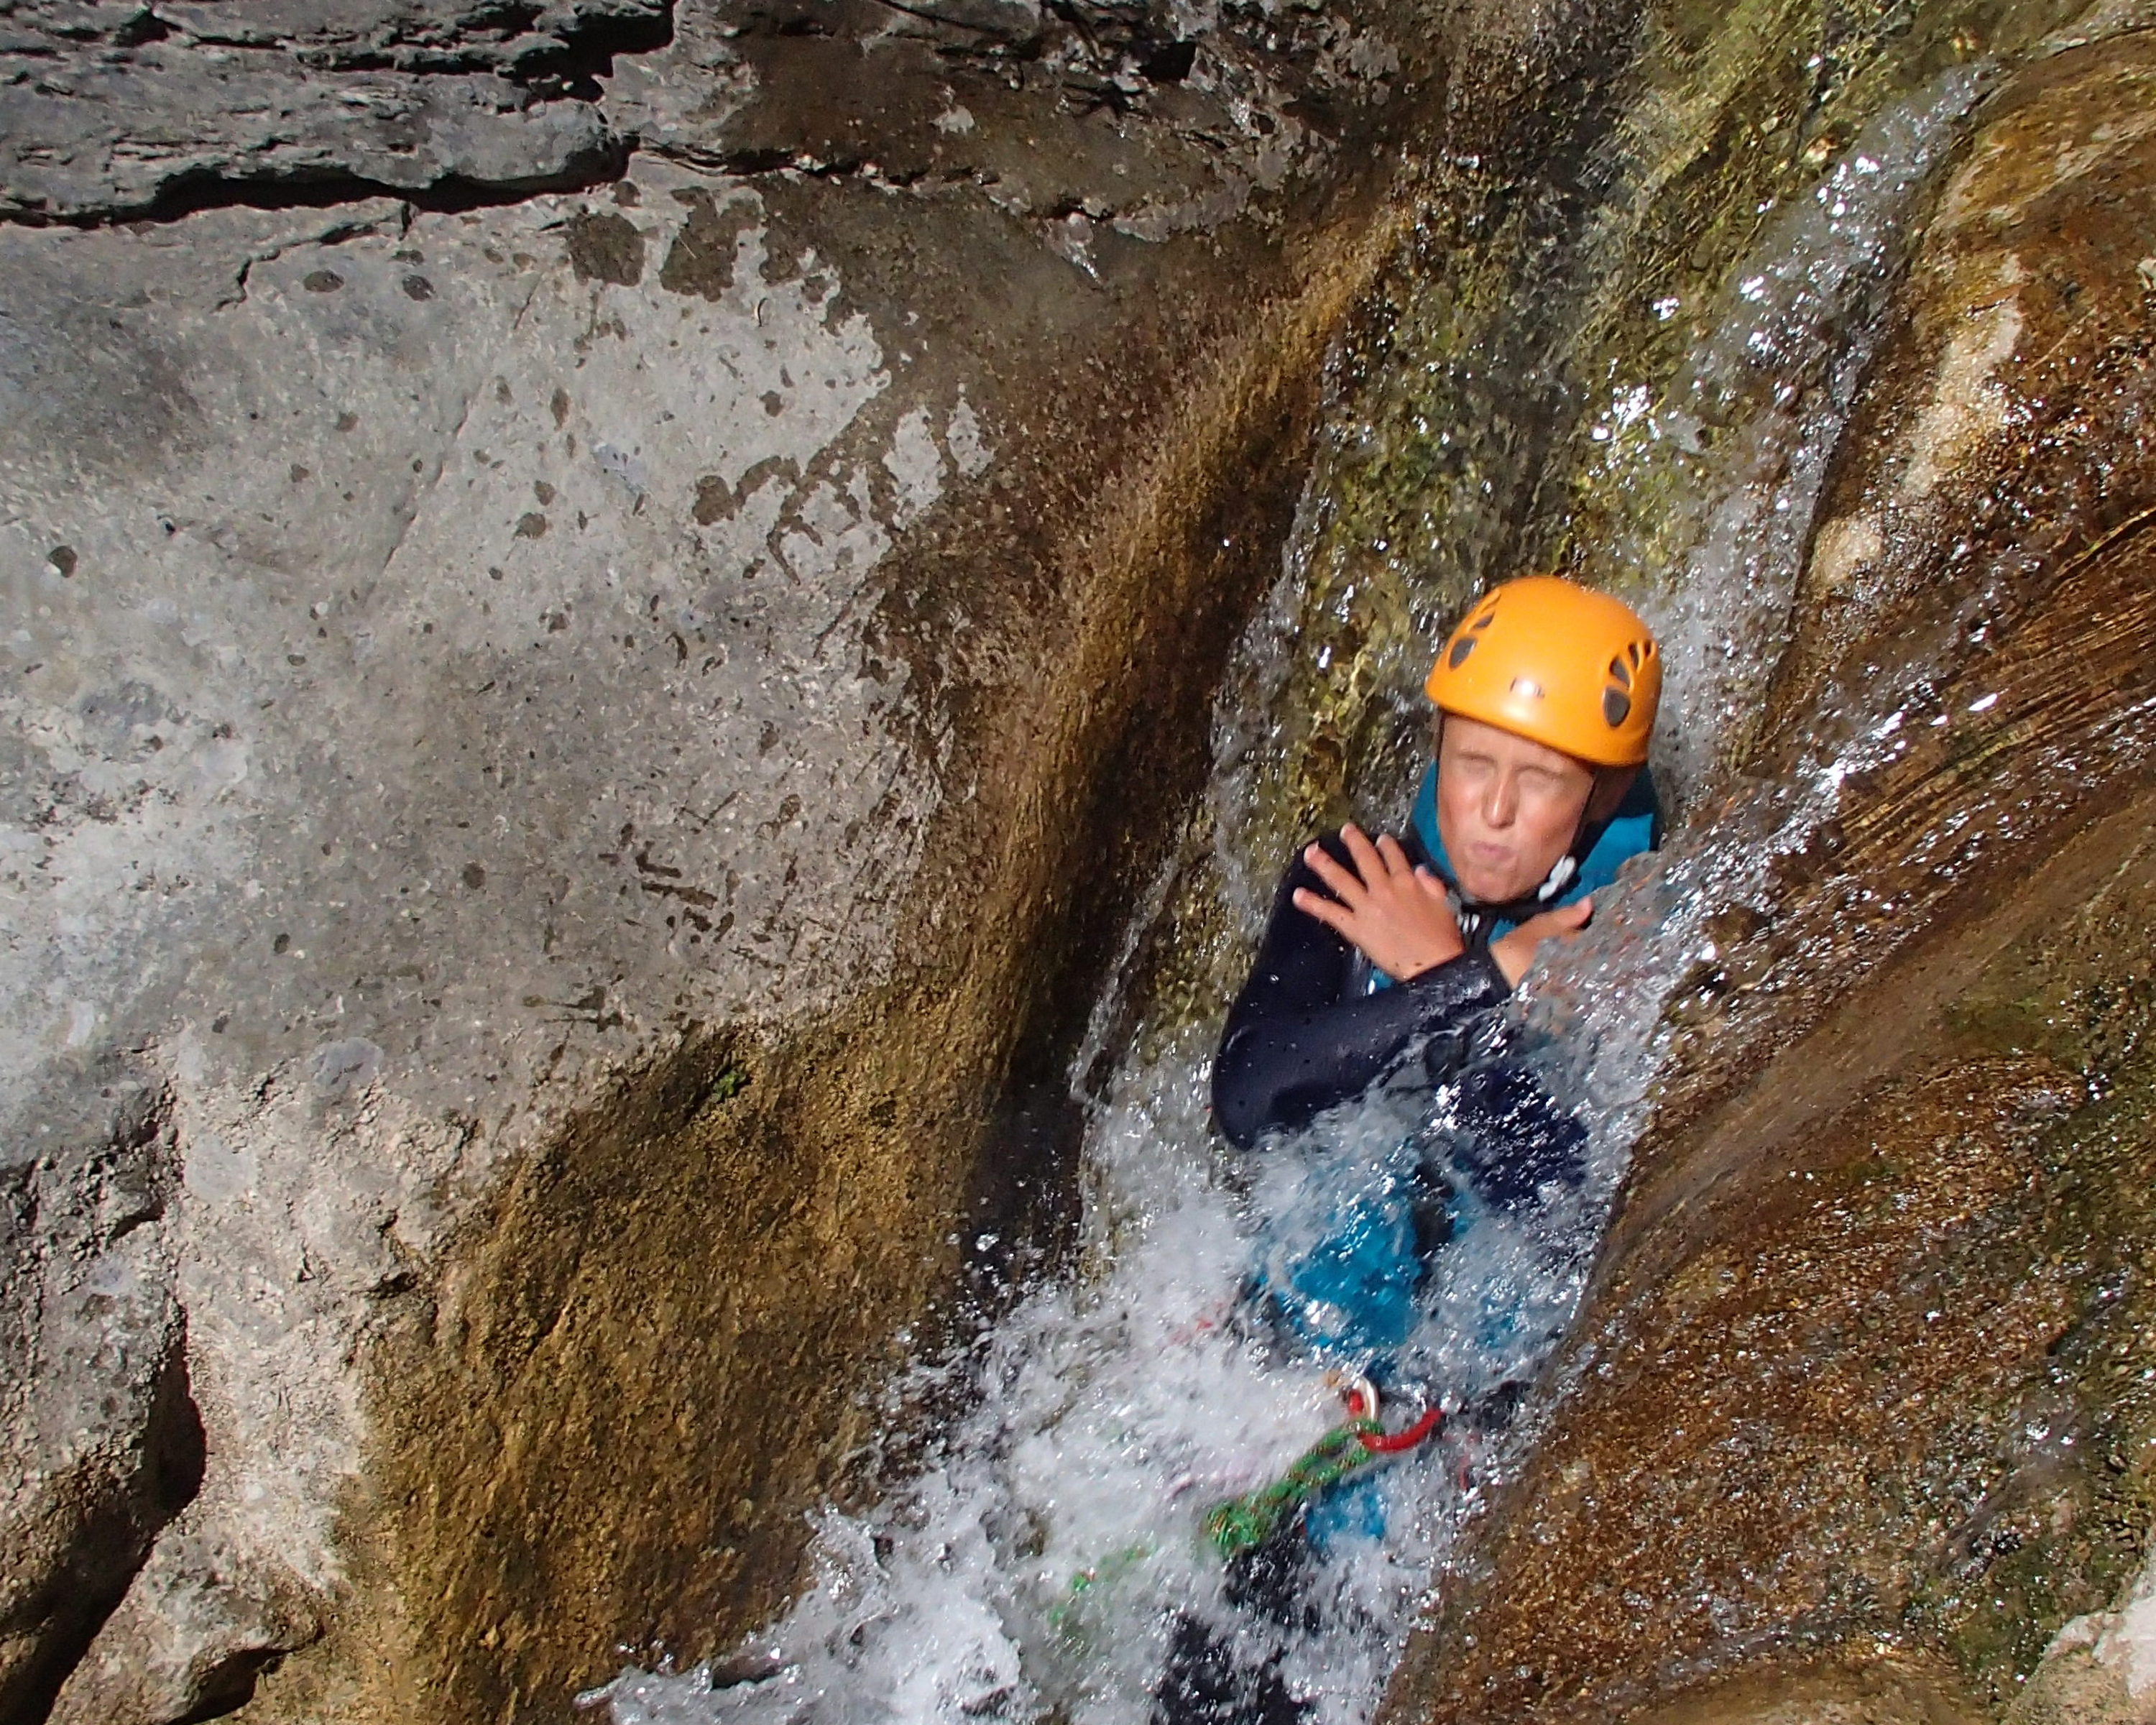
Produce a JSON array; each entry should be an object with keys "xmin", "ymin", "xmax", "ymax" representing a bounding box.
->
[
  {"xmin": 1211, "ymin": 833, "xmax": 1510, "ymax": 1150},
  {"xmin": 1443, "ymin": 1063, "xmax": 1588, "ymax": 1209}
]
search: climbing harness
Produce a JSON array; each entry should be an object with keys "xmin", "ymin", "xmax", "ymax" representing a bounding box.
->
[{"xmin": 1199, "ymin": 1378, "xmax": 1442, "ymax": 1560}]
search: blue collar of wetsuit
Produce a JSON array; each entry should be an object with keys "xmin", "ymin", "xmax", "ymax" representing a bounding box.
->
[{"xmin": 1408, "ymin": 763, "xmax": 1662, "ymax": 944}]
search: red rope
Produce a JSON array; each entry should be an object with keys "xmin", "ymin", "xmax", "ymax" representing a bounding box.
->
[{"xmin": 1356, "ymin": 1406, "xmax": 1442, "ymax": 1453}]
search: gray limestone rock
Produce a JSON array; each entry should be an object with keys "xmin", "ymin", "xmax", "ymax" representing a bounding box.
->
[
  {"xmin": 0, "ymin": 0, "xmax": 1432, "ymax": 1716},
  {"xmin": 0, "ymin": 1, "xmax": 672, "ymax": 218},
  {"xmin": 0, "ymin": 174, "xmax": 948, "ymax": 1719},
  {"xmin": 0, "ymin": 1063, "xmax": 195, "ymax": 1724},
  {"xmin": 47, "ymin": 1504, "xmax": 323, "ymax": 1725},
  {"xmin": 2009, "ymin": 1547, "xmax": 2156, "ymax": 1724},
  {"xmin": 0, "ymin": 0, "xmax": 1404, "ymax": 223}
]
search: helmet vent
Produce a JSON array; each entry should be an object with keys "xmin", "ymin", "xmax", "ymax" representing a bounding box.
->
[
  {"xmin": 1511, "ymin": 676, "xmax": 1544, "ymax": 700},
  {"xmin": 1608, "ymin": 655, "xmax": 1632, "ymax": 690},
  {"xmin": 1447, "ymin": 635, "xmax": 1477, "ymax": 669},
  {"xmin": 1603, "ymin": 686, "xmax": 1631, "ymax": 727}
]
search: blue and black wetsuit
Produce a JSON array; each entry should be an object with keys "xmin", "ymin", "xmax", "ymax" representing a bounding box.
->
[
  {"xmin": 1156, "ymin": 770, "xmax": 1658, "ymax": 1725},
  {"xmin": 1211, "ymin": 764, "xmax": 1659, "ymax": 1167}
]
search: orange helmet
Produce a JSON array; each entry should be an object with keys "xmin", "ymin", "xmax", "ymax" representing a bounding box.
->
[{"xmin": 1424, "ymin": 575, "xmax": 1660, "ymax": 768}]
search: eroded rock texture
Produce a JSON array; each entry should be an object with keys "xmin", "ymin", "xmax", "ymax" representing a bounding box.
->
[
  {"xmin": 0, "ymin": 1, "xmax": 669, "ymax": 217},
  {"xmin": 0, "ymin": 0, "xmax": 1408, "ymax": 224},
  {"xmin": 21, "ymin": 0, "xmax": 2156, "ymax": 1718},
  {"xmin": 1381, "ymin": 19, "xmax": 2156, "ymax": 1725},
  {"xmin": 0, "ymin": 0, "xmax": 1487, "ymax": 1715}
]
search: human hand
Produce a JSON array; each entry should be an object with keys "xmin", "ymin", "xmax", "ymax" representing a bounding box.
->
[
  {"xmin": 1488, "ymin": 896, "xmax": 1593, "ymax": 988},
  {"xmin": 1291, "ymin": 823, "xmax": 1465, "ymax": 982}
]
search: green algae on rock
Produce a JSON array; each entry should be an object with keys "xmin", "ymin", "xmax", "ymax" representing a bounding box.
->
[
  {"xmin": 1378, "ymin": 17, "xmax": 2156, "ymax": 1725},
  {"xmin": 1130, "ymin": 0, "xmax": 2084, "ymax": 1064}
]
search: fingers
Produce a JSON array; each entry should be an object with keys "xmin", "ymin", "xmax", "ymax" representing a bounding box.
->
[
  {"xmin": 1340, "ymin": 822, "xmax": 1390, "ymax": 885},
  {"xmin": 1411, "ymin": 866, "xmax": 1464, "ymax": 937},
  {"xmin": 1304, "ymin": 824, "xmax": 1413, "ymax": 900},
  {"xmin": 1291, "ymin": 885, "xmax": 1359, "ymax": 940},
  {"xmin": 1297, "ymin": 827, "xmax": 1444, "ymax": 958},
  {"xmin": 1373, "ymin": 831, "xmax": 1418, "ymax": 879},
  {"xmin": 1491, "ymin": 896, "xmax": 1595, "ymax": 988},
  {"xmin": 1542, "ymin": 895, "xmax": 1593, "ymax": 934},
  {"xmin": 1514, "ymin": 897, "xmax": 1591, "ymax": 937},
  {"xmin": 1302, "ymin": 840, "xmax": 1365, "ymax": 905}
]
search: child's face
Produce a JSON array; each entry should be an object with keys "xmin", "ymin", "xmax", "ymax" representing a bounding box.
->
[{"xmin": 1434, "ymin": 716, "xmax": 1598, "ymax": 903}]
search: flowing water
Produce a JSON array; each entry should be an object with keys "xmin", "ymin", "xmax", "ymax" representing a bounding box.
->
[{"xmin": 584, "ymin": 61, "xmax": 1994, "ymax": 1725}]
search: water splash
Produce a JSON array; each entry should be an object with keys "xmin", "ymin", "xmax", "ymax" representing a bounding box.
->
[
  {"xmin": 585, "ymin": 64, "xmax": 1991, "ymax": 1725},
  {"xmin": 584, "ymin": 818, "xmax": 1822, "ymax": 1725},
  {"xmin": 1588, "ymin": 65, "xmax": 1991, "ymax": 799},
  {"xmin": 589, "ymin": 1027, "xmax": 1625, "ymax": 1725}
]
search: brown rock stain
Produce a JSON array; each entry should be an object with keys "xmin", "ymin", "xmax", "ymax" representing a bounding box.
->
[
  {"xmin": 658, "ymin": 193, "xmax": 763, "ymax": 303},
  {"xmin": 1389, "ymin": 758, "xmax": 2156, "ymax": 1720},
  {"xmin": 1768, "ymin": 36, "xmax": 2156, "ymax": 740},
  {"xmin": 564, "ymin": 211, "xmax": 647, "ymax": 288},
  {"xmin": 1383, "ymin": 37, "xmax": 2156, "ymax": 1725},
  {"xmin": 257, "ymin": 199, "xmax": 1411, "ymax": 1725}
]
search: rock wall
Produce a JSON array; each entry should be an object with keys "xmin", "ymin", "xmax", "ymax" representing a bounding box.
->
[
  {"xmin": 1378, "ymin": 14, "xmax": 2156, "ymax": 1724},
  {"xmin": 29, "ymin": 0, "xmax": 2156, "ymax": 1719},
  {"xmin": 0, "ymin": 0, "xmax": 1515, "ymax": 1716}
]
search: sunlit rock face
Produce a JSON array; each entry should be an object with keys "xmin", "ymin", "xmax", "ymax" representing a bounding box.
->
[
  {"xmin": 1378, "ymin": 19, "xmax": 2156, "ymax": 1725},
  {"xmin": 17, "ymin": 0, "xmax": 2156, "ymax": 1718},
  {"xmin": 0, "ymin": 0, "xmax": 1498, "ymax": 1718}
]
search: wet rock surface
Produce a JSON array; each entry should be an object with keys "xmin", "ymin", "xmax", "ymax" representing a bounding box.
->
[
  {"xmin": 0, "ymin": 0, "xmax": 1411, "ymax": 225},
  {"xmin": 0, "ymin": 0, "xmax": 671, "ymax": 218},
  {"xmin": 2007, "ymin": 1547, "xmax": 2156, "ymax": 1724},
  {"xmin": 1375, "ymin": 15, "xmax": 2156, "ymax": 1725},
  {"xmin": 0, "ymin": 0, "xmax": 1454, "ymax": 1714},
  {"xmin": 15, "ymin": 0, "xmax": 2156, "ymax": 1717}
]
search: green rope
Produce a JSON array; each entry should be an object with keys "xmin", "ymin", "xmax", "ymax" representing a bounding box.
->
[
  {"xmin": 1053, "ymin": 1417, "xmax": 1393, "ymax": 1637},
  {"xmin": 1199, "ymin": 1420, "xmax": 1381, "ymax": 1559},
  {"xmin": 1049, "ymin": 1541, "xmax": 1153, "ymax": 1642}
]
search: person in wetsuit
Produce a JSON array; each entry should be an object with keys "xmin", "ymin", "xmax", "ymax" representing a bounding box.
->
[
  {"xmin": 1156, "ymin": 577, "xmax": 1663, "ymax": 1725},
  {"xmin": 1213, "ymin": 574, "xmax": 1663, "ymax": 1159}
]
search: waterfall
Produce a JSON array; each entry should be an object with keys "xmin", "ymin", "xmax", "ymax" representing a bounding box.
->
[{"xmin": 583, "ymin": 58, "xmax": 1996, "ymax": 1725}]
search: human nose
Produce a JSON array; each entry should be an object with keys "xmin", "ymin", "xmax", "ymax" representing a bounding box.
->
[{"xmin": 1483, "ymin": 770, "xmax": 1519, "ymax": 828}]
